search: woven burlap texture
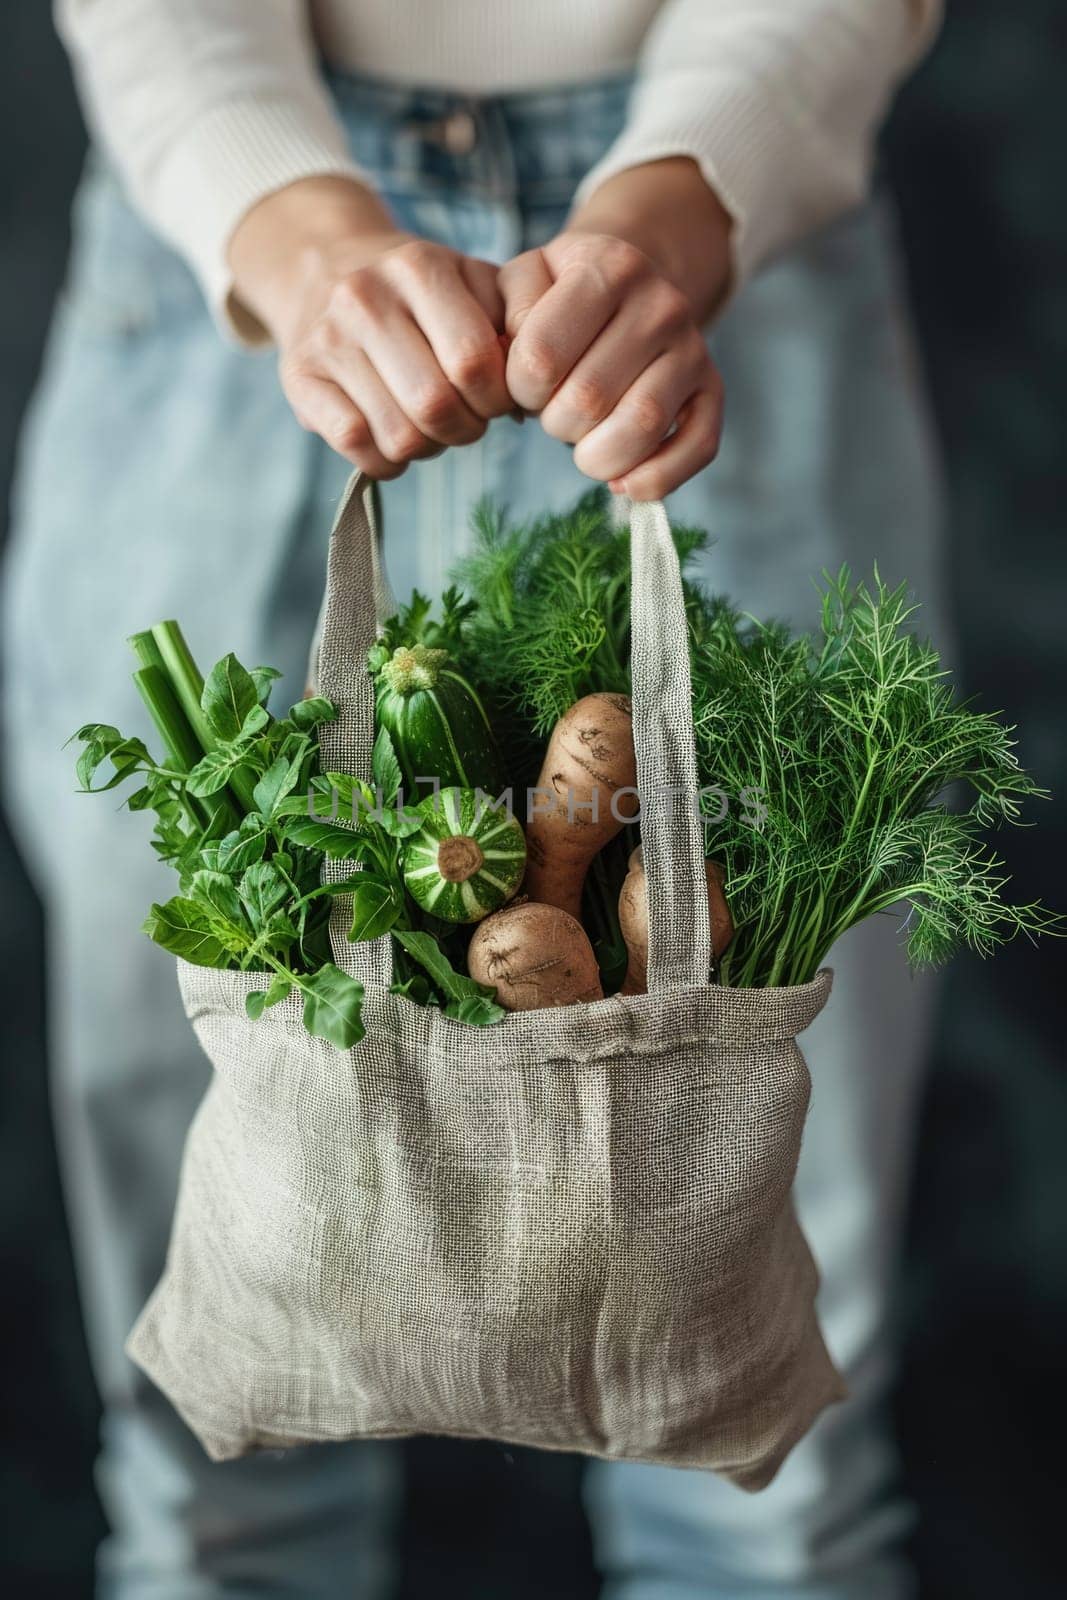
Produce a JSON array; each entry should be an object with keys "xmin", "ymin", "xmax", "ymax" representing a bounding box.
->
[{"xmin": 127, "ymin": 473, "xmax": 845, "ymax": 1487}]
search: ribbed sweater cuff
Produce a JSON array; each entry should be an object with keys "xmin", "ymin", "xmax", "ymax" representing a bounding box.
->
[
  {"xmin": 150, "ymin": 94, "xmax": 367, "ymax": 346},
  {"xmin": 571, "ymin": 69, "xmax": 865, "ymax": 295}
]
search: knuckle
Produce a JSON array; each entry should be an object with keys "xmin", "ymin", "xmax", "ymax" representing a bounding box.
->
[
  {"xmin": 328, "ymin": 272, "xmax": 375, "ymax": 317},
  {"xmin": 444, "ymin": 339, "xmax": 500, "ymax": 392},
  {"xmin": 329, "ymin": 416, "xmax": 369, "ymax": 455},
  {"xmin": 392, "ymin": 238, "xmax": 439, "ymax": 277},
  {"xmin": 597, "ymin": 236, "xmax": 647, "ymax": 287},
  {"xmin": 649, "ymin": 279, "xmax": 690, "ymax": 329},
  {"xmin": 622, "ymin": 390, "xmax": 671, "ymax": 440},
  {"xmin": 409, "ymin": 381, "xmax": 461, "ymax": 433},
  {"xmin": 381, "ymin": 421, "xmax": 426, "ymax": 462},
  {"xmin": 512, "ymin": 336, "xmax": 561, "ymax": 393},
  {"xmin": 313, "ymin": 315, "xmax": 348, "ymax": 358},
  {"xmin": 566, "ymin": 376, "xmax": 609, "ymax": 425}
]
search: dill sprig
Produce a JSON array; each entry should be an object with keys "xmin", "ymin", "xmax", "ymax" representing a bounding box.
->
[{"xmin": 695, "ymin": 569, "xmax": 1060, "ymax": 986}]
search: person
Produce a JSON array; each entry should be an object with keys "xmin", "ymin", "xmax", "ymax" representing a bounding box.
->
[{"xmin": 3, "ymin": 3, "xmax": 949, "ymax": 1595}]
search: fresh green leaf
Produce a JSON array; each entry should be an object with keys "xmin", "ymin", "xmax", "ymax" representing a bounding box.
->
[
  {"xmin": 250, "ymin": 665, "xmax": 282, "ymax": 707},
  {"xmin": 252, "ymin": 752, "xmax": 302, "ymax": 818},
  {"xmin": 300, "ymin": 963, "xmax": 365, "ymax": 1048},
  {"xmin": 186, "ymin": 744, "xmax": 246, "ymax": 798},
  {"xmin": 142, "ymin": 897, "xmax": 229, "ymax": 967},
  {"xmin": 392, "ymin": 928, "xmax": 494, "ymax": 1004},
  {"xmin": 345, "ymin": 873, "xmax": 402, "ymax": 941},
  {"xmin": 74, "ymin": 725, "xmax": 153, "ymax": 792},
  {"xmin": 389, "ymin": 972, "xmax": 433, "ymax": 1005},
  {"xmin": 280, "ymin": 814, "xmax": 370, "ymax": 859},
  {"xmin": 322, "ymin": 772, "xmax": 380, "ymax": 823},
  {"xmin": 372, "ymin": 725, "xmax": 402, "ymax": 803},
  {"xmin": 444, "ymin": 994, "xmax": 507, "ymax": 1027},
  {"xmin": 216, "ymin": 817, "xmax": 269, "ymax": 872},
  {"xmin": 240, "ymin": 703, "xmax": 271, "ymax": 739},
  {"xmin": 190, "ymin": 869, "xmax": 248, "ymax": 931},
  {"xmin": 245, "ymin": 972, "xmax": 292, "ymax": 1019},
  {"xmin": 201, "ymin": 653, "xmax": 259, "ymax": 741},
  {"xmin": 238, "ymin": 862, "xmax": 289, "ymax": 928},
  {"xmin": 375, "ymin": 798, "xmax": 424, "ymax": 838},
  {"xmin": 288, "ymin": 695, "xmax": 335, "ymax": 730}
]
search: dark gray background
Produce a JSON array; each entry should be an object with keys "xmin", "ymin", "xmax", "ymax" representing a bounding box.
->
[{"xmin": 2, "ymin": 5, "xmax": 1065, "ymax": 1596}]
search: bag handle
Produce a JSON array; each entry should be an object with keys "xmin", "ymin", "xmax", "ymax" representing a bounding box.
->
[
  {"xmin": 314, "ymin": 471, "xmax": 712, "ymax": 997},
  {"xmin": 624, "ymin": 495, "xmax": 712, "ymax": 991},
  {"xmin": 314, "ymin": 474, "xmax": 397, "ymax": 989}
]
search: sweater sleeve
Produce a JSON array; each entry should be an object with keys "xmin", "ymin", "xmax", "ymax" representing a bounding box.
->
[
  {"xmin": 55, "ymin": 0, "xmax": 366, "ymax": 343},
  {"xmin": 572, "ymin": 0, "xmax": 944, "ymax": 289}
]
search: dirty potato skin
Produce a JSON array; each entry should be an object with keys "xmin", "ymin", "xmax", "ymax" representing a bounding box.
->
[
  {"xmin": 618, "ymin": 846, "xmax": 733, "ymax": 995},
  {"xmin": 467, "ymin": 901, "xmax": 604, "ymax": 1010},
  {"xmin": 523, "ymin": 692, "xmax": 639, "ymax": 921}
]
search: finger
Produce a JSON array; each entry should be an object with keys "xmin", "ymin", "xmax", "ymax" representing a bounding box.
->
[
  {"xmin": 539, "ymin": 289, "xmax": 693, "ymax": 444},
  {"xmin": 572, "ymin": 348, "xmax": 712, "ymax": 481},
  {"xmin": 396, "ymin": 254, "xmax": 510, "ymax": 420},
  {"xmin": 505, "ymin": 253, "xmax": 635, "ymax": 415},
  {"xmin": 460, "ymin": 255, "xmax": 507, "ymax": 333},
  {"xmin": 607, "ymin": 384, "xmax": 725, "ymax": 501},
  {"xmin": 461, "ymin": 258, "xmax": 524, "ymax": 417},
  {"xmin": 345, "ymin": 350, "xmax": 446, "ymax": 470},
  {"xmin": 497, "ymin": 247, "xmax": 554, "ymax": 341},
  {"xmin": 281, "ymin": 370, "xmax": 406, "ymax": 479},
  {"xmin": 327, "ymin": 286, "xmax": 485, "ymax": 448}
]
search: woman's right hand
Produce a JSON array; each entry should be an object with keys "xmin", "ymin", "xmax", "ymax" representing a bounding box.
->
[{"xmin": 228, "ymin": 176, "xmax": 513, "ymax": 479}]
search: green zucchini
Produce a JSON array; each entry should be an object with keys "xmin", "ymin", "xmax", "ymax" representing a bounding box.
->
[
  {"xmin": 402, "ymin": 787, "xmax": 526, "ymax": 923},
  {"xmin": 372, "ymin": 644, "xmax": 501, "ymax": 804}
]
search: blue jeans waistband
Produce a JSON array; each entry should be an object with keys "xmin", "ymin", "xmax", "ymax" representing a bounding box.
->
[{"xmin": 325, "ymin": 67, "xmax": 635, "ymax": 205}]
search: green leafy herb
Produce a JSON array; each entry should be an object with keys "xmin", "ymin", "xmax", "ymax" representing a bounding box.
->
[{"xmin": 691, "ymin": 569, "xmax": 1061, "ymax": 985}]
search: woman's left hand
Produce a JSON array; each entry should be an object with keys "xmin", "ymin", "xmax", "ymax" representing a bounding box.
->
[{"xmin": 498, "ymin": 158, "xmax": 734, "ymax": 500}]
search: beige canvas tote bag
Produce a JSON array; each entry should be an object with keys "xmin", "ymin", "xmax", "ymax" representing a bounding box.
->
[{"xmin": 128, "ymin": 471, "xmax": 845, "ymax": 1488}]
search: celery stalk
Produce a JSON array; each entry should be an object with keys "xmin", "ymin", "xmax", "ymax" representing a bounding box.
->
[{"xmin": 149, "ymin": 619, "xmax": 258, "ymax": 815}]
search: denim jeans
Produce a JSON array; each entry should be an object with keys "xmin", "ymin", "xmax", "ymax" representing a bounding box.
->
[{"xmin": 3, "ymin": 69, "xmax": 946, "ymax": 1599}]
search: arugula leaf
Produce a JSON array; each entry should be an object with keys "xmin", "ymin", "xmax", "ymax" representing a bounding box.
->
[
  {"xmin": 392, "ymin": 929, "xmax": 495, "ymax": 1005},
  {"xmin": 202, "ymin": 653, "xmax": 259, "ymax": 741},
  {"xmin": 142, "ymin": 897, "xmax": 229, "ymax": 967},
  {"xmin": 245, "ymin": 972, "xmax": 292, "ymax": 1019},
  {"xmin": 346, "ymin": 874, "xmax": 402, "ymax": 942},
  {"xmin": 300, "ymin": 963, "xmax": 365, "ymax": 1048},
  {"xmin": 389, "ymin": 972, "xmax": 434, "ymax": 1005},
  {"xmin": 444, "ymin": 994, "xmax": 507, "ymax": 1027}
]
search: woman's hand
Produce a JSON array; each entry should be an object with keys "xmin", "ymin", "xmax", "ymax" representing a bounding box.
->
[
  {"xmin": 228, "ymin": 177, "xmax": 513, "ymax": 479},
  {"xmin": 499, "ymin": 158, "xmax": 734, "ymax": 500}
]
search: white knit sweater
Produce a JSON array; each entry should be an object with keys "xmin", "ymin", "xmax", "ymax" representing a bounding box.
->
[{"xmin": 56, "ymin": 1, "xmax": 942, "ymax": 339}]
